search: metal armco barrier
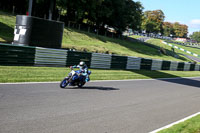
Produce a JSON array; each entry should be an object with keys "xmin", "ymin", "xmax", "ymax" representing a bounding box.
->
[
  {"xmin": 170, "ymin": 61, "xmax": 178, "ymax": 71},
  {"xmin": 184, "ymin": 62, "xmax": 191, "ymax": 71},
  {"xmin": 1, "ymin": 43, "xmax": 200, "ymax": 71},
  {"xmin": 66, "ymin": 51, "xmax": 92, "ymax": 67},
  {"xmin": 126, "ymin": 57, "xmax": 141, "ymax": 70},
  {"xmin": 0, "ymin": 43, "xmax": 35, "ymax": 66},
  {"xmin": 140, "ymin": 58, "xmax": 152, "ymax": 70},
  {"xmin": 161, "ymin": 61, "xmax": 171, "ymax": 70},
  {"xmin": 91, "ymin": 53, "xmax": 111, "ymax": 69},
  {"xmin": 35, "ymin": 47, "xmax": 67, "ymax": 67},
  {"xmin": 190, "ymin": 64, "xmax": 195, "ymax": 71},
  {"xmin": 151, "ymin": 59, "xmax": 162, "ymax": 70},
  {"xmin": 177, "ymin": 62, "xmax": 185, "ymax": 71},
  {"xmin": 111, "ymin": 55, "xmax": 127, "ymax": 69},
  {"xmin": 195, "ymin": 64, "xmax": 199, "ymax": 71}
]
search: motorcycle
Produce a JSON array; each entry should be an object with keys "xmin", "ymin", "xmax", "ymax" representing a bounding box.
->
[{"xmin": 60, "ymin": 67, "xmax": 90, "ymax": 88}]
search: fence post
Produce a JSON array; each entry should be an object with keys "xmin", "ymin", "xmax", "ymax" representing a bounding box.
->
[
  {"xmin": 68, "ymin": 21, "xmax": 70, "ymax": 28},
  {"xmin": 78, "ymin": 24, "xmax": 81, "ymax": 30},
  {"xmin": 12, "ymin": 6, "xmax": 15, "ymax": 14}
]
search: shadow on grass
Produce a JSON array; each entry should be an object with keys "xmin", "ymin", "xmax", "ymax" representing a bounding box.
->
[
  {"xmin": 63, "ymin": 86, "xmax": 119, "ymax": 91},
  {"xmin": 0, "ymin": 22, "xmax": 14, "ymax": 43},
  {"xmin": 64, "ymin": 28, "xmax": 161, "ymax": 55},
  {"xmin": 132, "ymin": 70, "xmax": 200, "ymax": 88},
  {"xmin": 64, "ymin": 27, "xmax": 189, "ymax": 61}
]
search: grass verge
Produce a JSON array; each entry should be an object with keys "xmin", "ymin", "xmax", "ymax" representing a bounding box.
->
[
  {"xmin": 1, "ymin": 66, "xmax": 200, "ymax": 83},
  {"xmin": 0, "ymin": 11, "xmax": 15, "ymax": 42},
  {"xmin": 129, "ymin": 35, "xmax": 145, "ymax": 39},
  {"xmin": 158, "ymin": 114, "xmax": 200, "ymax": 133}
]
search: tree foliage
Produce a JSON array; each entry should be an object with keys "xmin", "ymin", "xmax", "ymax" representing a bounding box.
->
[
  {"xmin": 0, "ymin": 0, "xmax": 28, "ymax": 14},
  {"xmin": 190, "ymin": 31, "xmax": 200, "ymax": 42},
  {"xmin": 142, "ymin": 10, "xmax": 165, "ymax": 34},
  {"xmin": 162, "ymin": 22, "xmax": 188, "ymax": 37},
  {"xmin": 57, "ymin": 0, "xmax": 143, "ymax": 34},
  {"xmin": 172, "ymin": 22, "xmax": 188, "ymax": 38},
  {"xmin": 0, "ymin": 0, "xmax": 143, "ymax": 35},
  {"xmin": 163, "ymin": 22, "xmax": 173, "ymax": 37}
]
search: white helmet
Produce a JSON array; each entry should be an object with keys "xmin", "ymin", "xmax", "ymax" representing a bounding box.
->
[{"xmin": 79, "ymin": 61, "xmax": 85, "ymax": 67}]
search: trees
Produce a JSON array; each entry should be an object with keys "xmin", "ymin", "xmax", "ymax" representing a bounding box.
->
[
  {"xmin": 0, "ymin": 0, "xmax": 144, "ymax": 35},
  {"xmin": 190, "ymin": 31, "xmax": 200, "ymax": 42},
  {"xmin": 163, "ymin": 22, "xmax": 188, "ymax": 37},
  {"xmin": 0, "ymin": 0, "xmax": 28, "ymax": 14},
  {"xmin": 142, "ymin": 10, "xmax": 165, "ymax": 34},
  {"xmin": 141, "ymin": 10, "xmax": 189, "ymax": 38},
  {"xmin": 173, "ymin": 22, "xmax": 188, "ymax": 38},
  {"xmin": 57, "ymin": 0, "xmax": 143, "ymax": 34},
  {"xmin": 163, "ymin": 22, "xmax": 173, "ymax": 37},
  {"xmin": 100, "ymin": 0, "xmax": 143, "ymax": 34},
  {"xmin": 125, "ymin": 1, "xmax": 143, "ymax": 31}
]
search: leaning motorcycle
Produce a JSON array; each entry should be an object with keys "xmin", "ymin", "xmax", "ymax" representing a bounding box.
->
[{"xmin": 60, "ymin": 67, "xmax": 90, "ymax": 88}]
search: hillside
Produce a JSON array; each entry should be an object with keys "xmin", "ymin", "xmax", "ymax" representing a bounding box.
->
[
  {"xmin": 0, "ymin": 11, "xmax": 15, "ymax": 42},
  {"xmin": 146, "ymin": 39, "xmax": 200, "ymax": 56},
  {"xmin": 0, "ymin": 11, "xmax": 192, "ymax": 62}
]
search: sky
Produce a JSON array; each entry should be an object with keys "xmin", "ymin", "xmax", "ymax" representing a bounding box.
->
[{"xmin": 136, "ymin": 0, "xmax": 200, "ymax": 35}]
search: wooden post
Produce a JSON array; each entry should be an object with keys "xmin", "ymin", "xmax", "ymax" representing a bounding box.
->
[
  {"xmin": 12, "ymin": 6, "xmax": 15, "ymax": 14},
  {"xmin": 78, "ymin": 24, "xmax": 81, "ymax": 30},
  {"xmin": 68, "ymin": 21, "xmax": 70, "ymax": 28}
]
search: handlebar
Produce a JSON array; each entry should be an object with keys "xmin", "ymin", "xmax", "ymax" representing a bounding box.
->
[{"xmin": 70, "ymin": 66, "xmax": 73, "ymax": 70}]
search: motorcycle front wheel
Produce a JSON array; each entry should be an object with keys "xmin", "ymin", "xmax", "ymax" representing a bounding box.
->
[{"xmin": 60, "ymin": 78, "xmax": 69, "ymax": 88}]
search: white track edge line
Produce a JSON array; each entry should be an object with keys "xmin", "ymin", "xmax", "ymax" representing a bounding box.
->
[
  {"xmin": 0, "ymin": 76, "xmax": 200, "ymax": 85},
  {"xmin": 149, "ymin": 112, "xmax": 200, "ymax": 133}
]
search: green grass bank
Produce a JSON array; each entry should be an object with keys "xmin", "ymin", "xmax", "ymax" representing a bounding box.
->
[
  {"xmin": 158, "ymin": 114, "xmax": 200, "ymax": 133},
  {"xmin": 1, "ymin": 66, "xmax": 200, "ymax": 83}
]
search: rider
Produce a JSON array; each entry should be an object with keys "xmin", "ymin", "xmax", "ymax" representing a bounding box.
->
[{"xmin": 71, "ymin": 61, "xmax": 91, "ymax": 82}]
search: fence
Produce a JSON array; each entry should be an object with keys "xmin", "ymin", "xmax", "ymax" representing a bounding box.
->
[
  {"xmin": 1, "ymin": 43, "xmax": 200, "ymax": 71},
  {"xmin": 0, "ymin": 43, "xmax": 35, "ymax": 66},
  {"xmin": 133, "ymin": 33, "xmax": 200, "ymax": 46}
]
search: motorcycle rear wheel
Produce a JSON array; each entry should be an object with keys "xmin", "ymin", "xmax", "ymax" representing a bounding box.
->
[{"xmin": 77, "ymin": 82, "xmax": 86, "ymax": 88}]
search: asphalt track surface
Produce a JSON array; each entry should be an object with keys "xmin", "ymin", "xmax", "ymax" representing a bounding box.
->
[
  {"xmin": 183, "ymin": 54, "xmax": 200, "ymax": 63},
  {"xmin": 0, "ymin": 78, "xmax": 200, "ymax": 133}
]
